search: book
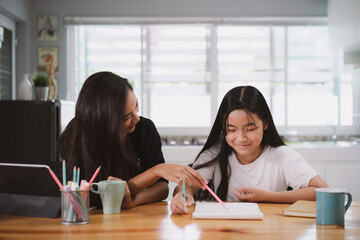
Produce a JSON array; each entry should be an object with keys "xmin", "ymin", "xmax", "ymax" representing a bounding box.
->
[
  {"xmin": 283, "ymin": 200, "xmax": 316, "ymax": 218},
  {"xmin": 192, "ymin": 202, "xmax": 264, "ymax": 219}
]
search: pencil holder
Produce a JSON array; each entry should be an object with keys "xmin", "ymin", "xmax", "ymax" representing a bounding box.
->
[{"xmin": 60, "ymin": 188, "xmax": 90, "ymax": 225}]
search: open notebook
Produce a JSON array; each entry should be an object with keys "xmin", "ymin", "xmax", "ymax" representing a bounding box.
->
[{"xmin": 192, "ymin": 202, "xmax": 264, "ymax": 219}]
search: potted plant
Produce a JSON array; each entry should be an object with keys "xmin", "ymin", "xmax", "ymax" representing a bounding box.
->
[{"xmin": 31, "ymin": 72, "xmax": 50, "ymax": 101}]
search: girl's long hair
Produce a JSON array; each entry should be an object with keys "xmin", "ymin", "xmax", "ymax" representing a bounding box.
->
[
  {"xmin": 193, "ymin": 86, "xmax": 284, "ymax": 200},
  {"xmin": 57, "ymin": 71, "xmax": 138, "ymax": 182}
]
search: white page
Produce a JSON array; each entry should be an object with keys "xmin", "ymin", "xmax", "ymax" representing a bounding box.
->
[{"xmin": 192, "ymin": 202, "xmax": 264, "ymax": 219}]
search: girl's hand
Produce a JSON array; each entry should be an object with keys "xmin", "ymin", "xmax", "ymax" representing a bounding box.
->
[
  {"xmin": 170, "ymin": 192, "xmax": 194, "ymax": 214},
  {"xmin": 234, "ymin": 186, "xmax": 271, "ymax": 202},
  {"xmin": 155, "ymin": 164, "xmax": 207, "ymax": 190},
  {"xmin": 108, "ymin": 176, "xmax": 136, "ymax": 209},
  {"xmin": 108, "ymin": 176, "xmax": 122, "ymax": 181}
]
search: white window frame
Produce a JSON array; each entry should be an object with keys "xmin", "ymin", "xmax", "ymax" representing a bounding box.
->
[{"xmin": 65, "ymin": 16, "xmax": 359, "ymax": 137}]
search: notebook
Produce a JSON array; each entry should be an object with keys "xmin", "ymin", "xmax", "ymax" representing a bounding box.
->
[
  {"xmin": 283, "ymin": 200, "xmax": 316, "ymax": 218},
  {"xmin": 0, "ymin": 163, "xmax": 61, "ymax": 218},
  {"xmin": 192, "ymin": 202, "xmax": 264, "ymax": 219}
]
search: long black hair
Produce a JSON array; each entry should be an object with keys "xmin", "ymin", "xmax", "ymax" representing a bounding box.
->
[
  {"xmin": 193, "ymin": 86, "xmax": 284, "ymax": 200},
  {"xmin": 57, "ymin": 71, "xmax": 138, "ymax": 183}
]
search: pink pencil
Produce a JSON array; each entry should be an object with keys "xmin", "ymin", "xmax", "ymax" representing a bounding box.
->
[
  {"xmin": 49, "ymin": 169, "xmax": 65, "ymax": 190},
  {"xmin": 200, "ymin": 181, "xmax": 228, "ymax": 210},
  {"xmin": 89, "ymin": 166, "xmax": 101, "ymax": 185}
]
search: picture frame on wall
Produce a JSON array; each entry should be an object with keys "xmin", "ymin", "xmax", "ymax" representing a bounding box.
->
[
  {"xmin": 37, "ymin": 14, "xmax": 58, "ymax": 41},
  {"xmin": 37, "ymin": 46, "xmax": 58, "ymax": 72}
]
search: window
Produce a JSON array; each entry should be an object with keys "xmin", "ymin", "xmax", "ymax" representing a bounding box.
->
[
  {"xmin": 287, "ymin": 26, "xmax": 336, "ymax": 126},
  {"xmin": 66, "ymin": 17, "xmax": 356, "ymax": 136},
  {"xmin": 0, "ymin": 14, "xmax": 15, "ymax": 100},
  {"xmin": 146, "ymin": 25, "xmax": 210, "ymax": 127}
]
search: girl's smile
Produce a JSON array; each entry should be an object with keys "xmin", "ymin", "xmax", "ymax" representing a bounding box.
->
[
  {"xmin": 235, "ymin": 143, "xmax": 250, "ymax": 149},
  {"xmin": 225, "ymin": 109, "xmax": 268, "ymax": 165}
]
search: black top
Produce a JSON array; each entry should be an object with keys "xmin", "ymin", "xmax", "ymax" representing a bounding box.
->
[
  {"xmin": 92, "ymin": 117, "xmax": 167, "ymax": 207},
  {"xmin": 128, "ymin": 116, "xmax": 166, "ymax": 175},
  {"xmin": 58, "ymin": 116, "xmax": 167, "ymax": 208}
]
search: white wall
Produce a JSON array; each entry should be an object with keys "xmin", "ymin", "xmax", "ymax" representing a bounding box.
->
[
  {"xmin": 1, "ymin": 0, "xmax": 328, "ymax": 100},
  {"xmin": 0, "ymin": 0, "xmax": 28, "ymax": 21},
  {"xmin": 30, "ymin": 0, "xmax": 327, "ymax": 17}
]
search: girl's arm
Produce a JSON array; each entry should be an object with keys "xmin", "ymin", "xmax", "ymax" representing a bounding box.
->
[
  {"xmin": 234, "ymin": 175, "xmax": 328, "ymax": 203},
  {"xmin": 170, "ymin": 184, "xmax": 200, "ymax": 214},
  {"xmin": 127, "ymin": 163, "xmax": 206, "ymax": 196}
]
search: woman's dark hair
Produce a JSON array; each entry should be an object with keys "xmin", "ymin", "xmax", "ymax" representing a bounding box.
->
[
  {"xmin": 193, "ymin": 86, "xmax": 284, "ymax": 200},
  {"xmin": 57, "ymin": 71, "xmax": 137, "ymax": 183}
]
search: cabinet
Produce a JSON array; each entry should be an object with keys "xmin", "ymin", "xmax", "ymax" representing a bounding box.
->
[
  {"xmin": 298, "ymin": 145, "xmax": 360, "ymax": 201},
  {"xmin": 0, "ymin": 100, "xmax": 61, "ymax": 165}
]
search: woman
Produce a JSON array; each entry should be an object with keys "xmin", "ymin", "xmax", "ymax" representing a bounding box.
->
[
  {"xmin": 170, "ymin": 85, "xmax": 328, "ymax": 214},
  {"xmin": 58, "ymin": 71, "xmax": 205, "ymax": 209}
]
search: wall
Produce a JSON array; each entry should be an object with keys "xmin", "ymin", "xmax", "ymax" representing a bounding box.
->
[
  {"xmin": 0, "ymin": 0, "xmax": 328, "ymax": 99},
  {"xmin": 328, "ymin": 0, "xmax": 360, "ymax": 51},
  {"xmin": 0, "ymin": 0, "xmax": 28, "ymax": 21}
]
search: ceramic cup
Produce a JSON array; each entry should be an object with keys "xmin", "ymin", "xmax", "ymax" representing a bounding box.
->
[
  {"xmin": 90, "ymin": 180, "xmax": 125, "ymax": 214},
  {"xmin": 316, "ymin": 188, "xmax": 352, "ymax": 225}
]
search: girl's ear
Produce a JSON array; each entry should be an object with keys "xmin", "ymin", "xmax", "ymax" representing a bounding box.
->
[{"xmin": 264, "ymin": 122, "xmax": 269, "ymax": 130}]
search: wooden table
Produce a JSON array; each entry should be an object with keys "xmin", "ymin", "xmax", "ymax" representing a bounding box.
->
[{"xmin": 0, "ymin": 201, "xmax": 359, "ymax": 239}]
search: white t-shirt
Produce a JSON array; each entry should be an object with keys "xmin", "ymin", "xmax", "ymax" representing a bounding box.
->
[{"xmin": 193, "ymin": 145, "xmax": 318, "ymax": 201}]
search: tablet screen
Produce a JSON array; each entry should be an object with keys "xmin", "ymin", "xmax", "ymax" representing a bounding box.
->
[{"xmin": 0, "ymin": 163, "xmax": 60, "ymax": 197}]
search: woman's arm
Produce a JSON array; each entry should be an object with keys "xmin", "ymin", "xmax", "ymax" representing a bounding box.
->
[
  {"xmin": 234, "ymin": 175, "xmax": 328, "ymax": 203},
  {"xmin": 108, "ymin": 163, "xmax": 205, "ymax": 208},
  {"xmin": 127, "ymin": 163, "xmax": 206, "ymax": 195},
  {"xmin": 127, "ymin": 181, "xmax": 169, "ymax": 208},
  {"xmin": 108, "ymin": 176, "xmax": 169, "ymax": 208}
]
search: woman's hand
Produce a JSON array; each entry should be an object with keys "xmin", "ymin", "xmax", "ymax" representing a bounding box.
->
[
  {"xmin": 155, "ymin": 163, "xmax": 207, "ymax": 190},
  {"xmin": 108, "ymin": 176, "xmax": 136, "ymax": 209},
  {"xmin": 234, "ymin": 187, "xmax": 271, "ymax": 202},
  {"xmin": 170, "ymin": 192, "xmax": 194, "ymax": 214}
]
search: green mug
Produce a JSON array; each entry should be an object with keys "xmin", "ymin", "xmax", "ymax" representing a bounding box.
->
[
  {"xmin": 316, "ymin": 188, "xmax": 352, "ymax": 225},
  {"xmin": 90, "ymin": 180, "xmax": 125, "ymax": 214}
]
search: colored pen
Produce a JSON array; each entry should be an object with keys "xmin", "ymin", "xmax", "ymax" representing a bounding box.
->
[
  {"xmin": 182, "ymin": 180, "xmax": 187, "ymax": 212},
  {"xmin": 80, "ymin": 180, "xmax": 90, "ymax": 201},
  {"xmin": 62, "ymin": 160, "xmax": 66, "ymax": 187},
  {"xmin": 89, "ymin": 166, "xmax": 101, "ymax": 185},
  {"xmin": 76, "ymin": 167, "xmax": 80, "ymax": 185},
  {"xmin": 75, "ymin": 187, "xmax": 89, "ymax": 218},
  {"xmin": 200, "ymin": 181, "xmax": 228, "ymax": 210},
  {"xmin": 64, "ymin": 185, "xmax": 87, "ymax": 219},
  {"xmin": 48, "ymin": 169, "xmax": 84, "ymax": 217},
  {"xmin": 73, "ymin": 167, "xmax": 77, "ymax": 183}
]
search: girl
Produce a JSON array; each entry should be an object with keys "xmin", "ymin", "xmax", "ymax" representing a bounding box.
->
[
  {"xmin": 171, "ymin": 85, "xmax": 328, "ymax": 214},
  {"xmin": 58, "ymin": 71, "xmax": 205, "ymax": 209}
]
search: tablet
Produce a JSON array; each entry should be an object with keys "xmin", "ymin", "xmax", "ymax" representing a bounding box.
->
[
  {"xmin": 0, "ymin": 163, "xmax": 60, "ymax": 197},
  {"xmin": 0, "ymin": 163, "xmax": 61, "ymax": 218}
]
